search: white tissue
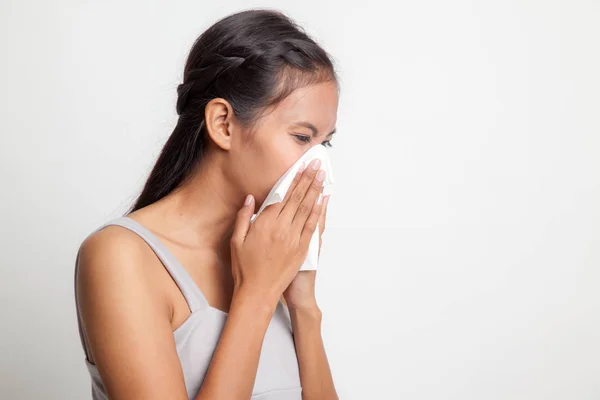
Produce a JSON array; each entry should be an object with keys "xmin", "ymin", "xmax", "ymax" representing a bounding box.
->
[{"xmin": 251, "ymin": 145, "xmax": 334, "ymax": 271}]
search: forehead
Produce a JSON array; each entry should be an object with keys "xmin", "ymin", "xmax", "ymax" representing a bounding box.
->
[{"xmin": 270, "ymin": 82, "xmax": 338, "ymax": 134}]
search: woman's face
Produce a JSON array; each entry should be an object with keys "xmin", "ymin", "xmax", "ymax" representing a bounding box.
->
[{"xmin": 231, "ymin": 81, "xmax": 339, "ymax": 209}]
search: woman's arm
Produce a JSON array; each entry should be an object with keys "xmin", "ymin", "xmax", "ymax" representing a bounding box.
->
[
  {"xmin": 287, "ymin": 301, "xmax": 339, "ymax": 400},
  {"xmin": 284, "ymin": 193, "xmax": 338, "ymax": 400},
  {"xmin": 283, "ymin": 271, "xmax": 339, "ymax": 400},
  {"xmin": 195, "ymin": 289, "xmax": 277, "ymax": 398},
  {"xmin": 77, "ymin": 227, "xmax": 277, "ymax": 400}
]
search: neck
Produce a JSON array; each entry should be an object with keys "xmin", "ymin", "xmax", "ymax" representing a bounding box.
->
[{"xmin": 140, "ymin": 153, "xmax": 246, "ymax": 258}]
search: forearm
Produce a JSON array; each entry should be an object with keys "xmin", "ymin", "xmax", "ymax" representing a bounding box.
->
[
  {"xmin": 195, "ymin": 291, "xmax": 276, "ymax": 400},
  {"xmin": 289, "ymin": 306, "xmax": 338, "ymax": 400}
]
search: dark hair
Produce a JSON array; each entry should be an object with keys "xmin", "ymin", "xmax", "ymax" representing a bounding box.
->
[{"xmin": 128, "ymin": 9, "xmax": 338, "ymax": 213}]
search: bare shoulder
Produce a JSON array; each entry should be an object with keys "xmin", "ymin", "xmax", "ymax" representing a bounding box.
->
[
  {"xmin": 78, "ymin": 225, "xmax": 149, "ymax": 273},
  {"xmin": 76, "ymin": 224, "xmax": 166, "ymax": 307}
]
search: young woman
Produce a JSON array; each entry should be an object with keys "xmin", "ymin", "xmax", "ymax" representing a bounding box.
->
[{"xmin": 74, "ymin": 9, "xmax": 339, "ymax": 400}]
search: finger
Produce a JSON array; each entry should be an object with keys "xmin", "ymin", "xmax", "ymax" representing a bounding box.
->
[
  {"xmin": 231, "ymin": 194, "xmax": 254, "ymax": 245},
  {"xmin": 300, "ymin": 190, "xmax": 325, "ymax": 246},
  {"xmin": 277, "ymin": 161, "xmax": 305, "ymax": 209},
  {"xmin": 291, "ymin": 170, "xmax": 326, "ymax": 232},
  {"xmin": 260, "ymin": 161, "xmax": 306, "ymax": 217},
  {"xmin": 318, "ymin": 194, "xmax": 330, "ymax": 236},
  {"xmin": 279, "ymin": 158, "xmax": 321, "ymax": 222}
]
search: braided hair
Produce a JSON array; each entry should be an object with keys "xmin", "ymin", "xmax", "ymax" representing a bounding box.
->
[{"xmin": 129, "ymin": 9, "xmax": 338, "ymax": 212}]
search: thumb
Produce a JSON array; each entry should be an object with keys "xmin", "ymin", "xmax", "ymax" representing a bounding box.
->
[{"xmin": 233, "ymin": 194, "xmax": 255, "ymax": 244}]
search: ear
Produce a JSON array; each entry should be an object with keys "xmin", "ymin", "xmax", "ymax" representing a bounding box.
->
[{"xmin": 204, "ymin": 98, "xmax": 236, "ymax": 151}]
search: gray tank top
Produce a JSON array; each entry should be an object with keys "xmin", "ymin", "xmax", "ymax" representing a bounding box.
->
[{"xmin": 74, "ymin": 216, "xmax": 302, "ymax": 399}]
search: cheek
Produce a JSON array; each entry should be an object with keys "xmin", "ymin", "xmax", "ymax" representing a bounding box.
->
[
  {"xmin": 265, "ymin": 136, "xmax": 304, "ymax": 177},
  {"xmin": 235, "ymin": 132, "xmax": 306, "ymax": 202},
  {"xmin": 254, "ymin": 138, "xmax": 303, "ymax": 193}
]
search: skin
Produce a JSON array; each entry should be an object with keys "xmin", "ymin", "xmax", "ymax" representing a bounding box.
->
[{"xmin": 76, "ymin": 81, "xmax": 339, "ymax": 399}]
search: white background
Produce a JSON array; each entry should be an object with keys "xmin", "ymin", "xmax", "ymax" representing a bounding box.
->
[{"xmin": 1, "ymin": 1, "xmax": 599, "ymax": 399}]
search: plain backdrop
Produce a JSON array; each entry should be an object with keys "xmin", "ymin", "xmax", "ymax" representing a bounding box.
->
[{"xmin": 1, "ymin": 1, "xmax": 599, "ymax": 399}]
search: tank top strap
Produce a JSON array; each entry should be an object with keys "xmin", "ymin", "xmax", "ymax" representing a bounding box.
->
[{"xmin": 100, "ymin": 216, "xmax": 209, "ymax": 313}]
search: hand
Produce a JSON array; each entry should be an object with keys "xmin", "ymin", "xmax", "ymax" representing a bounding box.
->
[
  {"xmin": 283, "ymin": 194, "xmax": 330, "ymax": 311},
  {"xmin": 230, "ymin": 159, "xmax": 327, "ymax": 310}
]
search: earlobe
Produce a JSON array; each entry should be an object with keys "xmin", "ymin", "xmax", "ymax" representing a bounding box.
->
[{"xmin": 204, "ymin": 98, "xmax": 234, "ymax": 150}]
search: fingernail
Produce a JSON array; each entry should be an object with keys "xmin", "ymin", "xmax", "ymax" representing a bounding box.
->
[
  {"xmin": 245, "ymin": 194, "xmax": 253, "ymax": 205},
  {"xmin": 311, "ymin": 159, "xmax": 321, "ymax": 170},
  {"xmin": 316, "ymin": 169, "xmax": 326, "ymax": 182}
]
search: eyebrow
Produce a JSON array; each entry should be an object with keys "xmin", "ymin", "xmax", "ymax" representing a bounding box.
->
[{"xmin": 291, "ymin": 121, "xmax": 336, "ymax": 137}]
